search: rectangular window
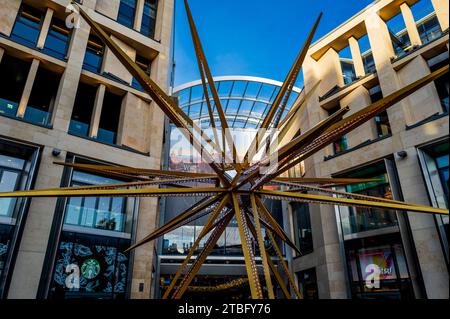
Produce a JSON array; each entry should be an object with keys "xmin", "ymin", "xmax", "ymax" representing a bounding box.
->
[
  {"xmin": 83, "ymin": 33, "xmax": 104, "ymax": 73},
  {"xmin": 297, "ymin": 268, "xmax": 319, "ymax": 299},
  {"xmin": 42, "ymin": 16, "xmax": 71, "ymax": 60},
  {"xmin": 97, "ymin": 90, "xmax": 124, "ymax": 145},
  {"xmin": 345, "ymin": 233, "xmax": 414, "ymax": 299},
  {"xmin": 429, "ymin": 58, "xmax": 449, "ymax": 113},
  {"xmin": 131, "ymin": 54, "xmax": 152, "ymax": 91},
  {"xmin": 141, "ymin": 0, "xmax": 158, "ymax": 38},
  {"xmin": 49, "ymin": 231, "xmax": 130, "ymax": 299},
  {"xmin": 363, "ymin": 52, "xmax": 376, "ymax": 74},
  {"xmin": 24, "ymin": 66, "xmax": 61, "ymax": 126},
  {"xmin": 64, "ymin": 171, "xmax": 129, "ymax": 232},
  {"xmin": 370, "ymin": 86, "xmax": 391, "ymax": 138},
  {"xmin": 292, "ymin": 202, "xmax": 313, "ymax": 256},
  {"xmin": 336, "ymin": 161, "xmax": 398, "ymax": 236},
  {"xmin": 10, "ymin": 4, "xmax": 44, "ymax": 48},
  {"xmin": 418, "ymin": 141, "xmax": 449, "ymax": 262},
  {"xmin": 0, "ymin": 54, "xmax": 31, "ymax": 119},
  {"xmin": 117, "ymin": 0, "xmax": 137, "ymax": 29},
  {"xmin": 329, "ymin": 105, "xmax": 348, "ymax": 154},
  {"xmin": 69, "ymin": 82, "xmax": 97, "ymax": 137}
]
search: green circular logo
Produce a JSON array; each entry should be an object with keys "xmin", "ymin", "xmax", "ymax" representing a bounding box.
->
[{"xmin": 81, "ymin": 259, "xmax": 101, "ymax": 279}]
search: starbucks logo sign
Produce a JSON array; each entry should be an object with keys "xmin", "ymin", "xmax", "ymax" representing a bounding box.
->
[{"xmin": 81, "ymin": 259, "xmax": 101, "ymax": 279}]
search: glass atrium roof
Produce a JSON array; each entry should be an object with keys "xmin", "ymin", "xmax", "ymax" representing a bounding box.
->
[{"xmin": 172, "ymin": 76, "xmax": 302, "ymax": 129}]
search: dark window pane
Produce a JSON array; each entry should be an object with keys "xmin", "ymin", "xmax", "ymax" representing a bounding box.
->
[
  {"xmin": 69, "ymin": 82, "xmax": 97, "ymax": 137},
  {"xmin": 0, "ymin": 54, "xmax": 31, "ymax": 118},
  {"xmin": 292, "ymin": 202, "xmax": 313, "ymax": 255},
  {"xmin": 25, "ymin": 67, "xmax": 61, "ymax": 126}
]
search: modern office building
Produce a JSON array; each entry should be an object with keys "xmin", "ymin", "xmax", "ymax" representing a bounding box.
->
[
  {"xmin": 157, "ymin": 76, "xmax": 302, "ymax": 299},
  {"xmin": 0, "ymin": 0, "xmax": 174, "ymax": 299},
  {"xmin": 291, "ymin": 0, "xmax": 449, "ymax": 299}
]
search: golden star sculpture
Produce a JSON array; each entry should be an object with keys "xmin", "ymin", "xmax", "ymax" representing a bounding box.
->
[{"xmin": 0, "ymin": 1, "xmax": 448, "ymax": 299}]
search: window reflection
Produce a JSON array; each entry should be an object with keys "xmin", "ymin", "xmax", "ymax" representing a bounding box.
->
[
  {"xmin": 337, "ymin": 161, "xmax": 398, "ymax": 235},
  {"xmin": 43, "ymin": 17, "xmax": 71, "ymax": 60},
  {"xmin": 63, "ymin": 171, "xmax": 128, "ymax": 232},
  {"xmin": 345, "ymin": 233, "xmax": 414, "ymax": 299},
  {"xmin": 10, "ymin": 4, "xmax": 43, "ymax": 48},
  {"xmin": 49, "ymin": 232, "xmax": 130, "ymax": 299}
]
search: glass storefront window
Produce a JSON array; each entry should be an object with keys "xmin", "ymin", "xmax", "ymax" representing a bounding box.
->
[
  {"xmin": 297, "ymin": 268, "xmax": 319, "ymax": 299},
  {"xmin": 162, "ymin": 197, "xmax": 283, "ymax": 258},
  {"xmin": 0, "ymin": 140, "xmax": 38, "ymax": 298},
  {"xmin": 63, "ymin": 171, "xmax": 129, "ymax": 233},
  {"xmin": 345, "ymin": 233, "xmax": 414, "ymax": 299},
  {"xmin": 418, "ymin": 141, "xmax": 449, "ymax": 261},
  {"xmin": 49, "ymin": 232, "xmax": 130, "ymax": 299},
  {"xmin": 292, "ymin": 202, "xmax": 313, "ymax": 256},
  {"xmin": 337, "ymin": 161, "xmax": 398, "ymax": 236},
  {"xmin": 0, "ymin": 155, "xmax": 25, "ymax": 218}
]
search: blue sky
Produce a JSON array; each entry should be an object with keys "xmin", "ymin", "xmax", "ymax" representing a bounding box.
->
[{"xmin": 172, "ymin": 0, "xmax": 375, "ymax": 88}]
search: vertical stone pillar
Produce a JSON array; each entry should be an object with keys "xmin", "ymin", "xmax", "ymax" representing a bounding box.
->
[
  {"xmin": 365, "ymin": 11, "xmax": 408, "ymax": 134},
  {"xmin": 0, "ymin": 0, "xmax": 21, "ymax": 36},
  {"xmin": 88, "ymin": 84, "xmax": 106, "ymax": 138},
  {"xmin": 397, "ymin": 55, "xmax": 442, "ymax": 124},
  {"xmin": 117, "ymin": 93, "xmax": 151, "ymax": 153},
  {"xmin": 7, "ymin": 148, "xmax": 67, "ymax": 298},
  {"xmin": 348, "ymin": 37, "xmax": 366, "ymax": 78},
  {"xmin": 16, "ymin": 59, "xmax": 40, "ymax": 118},
  {"xmin": 134, "ymin": 0, "xmax": 145, "ymax": 32},
  {"xmin": 431, "ymin": 0, "xmax": 449, "ymax": 31},
  {"xmin": 400, "ymin": 3, "xmax": 422, "ymax": 47},
  {"xmin": 36, "ymin": 8, "xmax": 54, "ymax": 49},
  {"xmin": 102, "ymin": 35, "xmax": 136, "ymax": 84},
  {"xmin": 0, "ymin": 47, "xmax": 4, "ymax": 63},
  {"xmin": 51, "ymin": 15, "xmax": 91, "ymax": 130}
]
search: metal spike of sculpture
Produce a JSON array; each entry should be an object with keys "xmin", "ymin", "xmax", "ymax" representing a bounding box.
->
[{"xmin": 1, "ymin": 1, "xmax": 448, "ymax": 299}]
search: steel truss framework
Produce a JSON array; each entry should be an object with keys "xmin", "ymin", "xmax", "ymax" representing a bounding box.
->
[{"xmin": 1, "ymin": 1, "xmax": 448, "ymax": 299}]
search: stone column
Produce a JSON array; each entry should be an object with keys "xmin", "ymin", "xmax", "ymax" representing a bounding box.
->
[
  {"xmin": 134, "ymin": 0, "xmax": 145, "ymax": 32},
  {"xmin": 0, "ymin": 0, "xmax": 21, "ymax": 36},
  {"xmin": 102, "ymin": 35, "xmax": 136, "ymax": 84},
  {"xmin": 51, "ymin": 15, "xmax": 91, "ymax": 130},
  {"xmin": 397, "ymin": 55, "xmax": 442, "ymax": 124},
  {"xmin": 36, "ymin": 8, "xmax": 54, "ymax": 49},
  {"xmin": 16, "ymin": 59, "xmax": 40, "ymax": 118},
  {"xmin": 348, "ymin": 37, "xmax": 366, "ymax": 78},
  {"xmin": 88, "ymin": 84, "xmax": 106, "ymax": 138},
  {"xmin": 7, "ymin": 148, "xmax": 67, "ymax": 298},
  {"xmin": 117, "ymin": 93, "xmax": 151, "ymax": 153},
  {"xmin": 400, "ymin": 3, "xmax": 422, "ymax": 47},
  {"xmin": 431, "ymin": 0, "xmax": 449, "ymax": 31},
  {"xmin": 365, "ymin": 11, "xmax": 407, "ymax": 134},
  {"xmin": 0, "ymin": 47, "xmax": 4, "ymax": 63}
]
